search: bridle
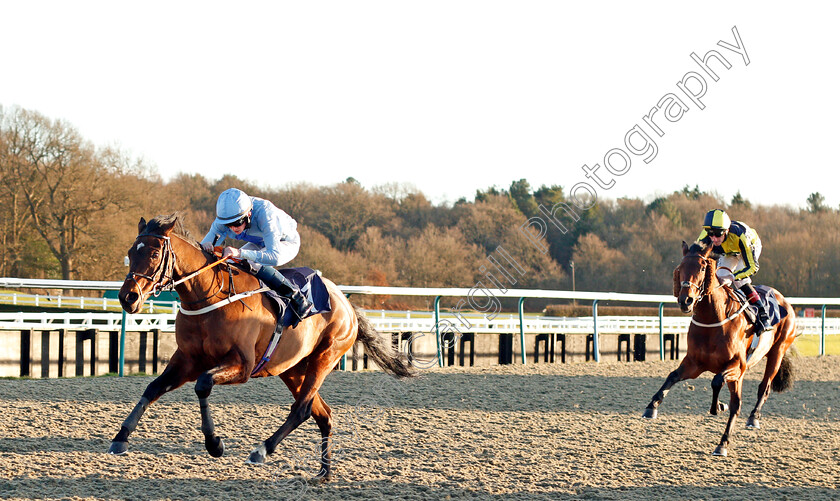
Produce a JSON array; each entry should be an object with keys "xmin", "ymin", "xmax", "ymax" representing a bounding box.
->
[
  {"xmin": 680, "ymin": 254, "xmax": 746, "ymax": 327},
  {"xmin": 125, "ymin": 233, "xmax": 176, "ymax": 298},
  {"xmin": 679, "ymin": 256, "xmax": 710, "ymax": 301},
  {"xmin": 125, "ymin": 232, "xmax": 242, "ymax": 307}
]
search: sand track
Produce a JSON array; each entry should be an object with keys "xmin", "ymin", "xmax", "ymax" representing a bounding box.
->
[{"xmin": 1, "ymin": 356, "xmax": 839, "ymax": 500}]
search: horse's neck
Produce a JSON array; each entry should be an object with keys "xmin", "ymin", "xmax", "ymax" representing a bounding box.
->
[
  {"xmin": 168, "ymin": 234, "xmax": 259, "ymax": 302},
  {"xmin": 697, "ymin": 277, "xmax": 735, "ymax": 321},
  {"xmin": 169, "ymin": 234, "xmax": 220, "ymax": 302}
]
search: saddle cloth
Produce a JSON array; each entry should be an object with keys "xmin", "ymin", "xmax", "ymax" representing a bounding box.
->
[
  {"xmin": 262, "ymin": 267, "xmax": 332, "ymax": 328},
  {"xmin": 733, "ymin": 284, "xmax": 786, "ymax": 327},
  {"xmin": 250, "ymin": 267, "xmax": 332, "ymax": 376}
]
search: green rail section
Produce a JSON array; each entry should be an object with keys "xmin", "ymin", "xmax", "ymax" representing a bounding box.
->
[{"xmin": 3, "ymin": 279, "xmax": 840, "ymax": 374}]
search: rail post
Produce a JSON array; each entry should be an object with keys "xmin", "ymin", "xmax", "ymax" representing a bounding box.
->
[
  {"xmin": 119, "ymin": 309, "xmax": 127, "ymax": 377},
  {"xmin": 434, "ymin": 295, "xmax": 443, "ymax": 367},
  {"xmin": 658, "ymin": 302, "xmax": 665, "ymax": 361},
  {"xmin": 592, "ymin": 299, "xmax": 601, "ymax": 362},
  {"xmin": 341, "ymin": 292, "xmax": 351, "ymax": 370},
  {"xmin": 821, "ymin": 304, "xmax": 827, "ymax": 356},
  {"xmin": 518, "ymin": 297, "xmax": 527, "ymax": 365}
]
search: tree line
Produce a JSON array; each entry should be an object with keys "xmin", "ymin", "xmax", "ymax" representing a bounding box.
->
[{"xmin": 3, "ymin": 105, "xmax": 839, "ymax": 308}]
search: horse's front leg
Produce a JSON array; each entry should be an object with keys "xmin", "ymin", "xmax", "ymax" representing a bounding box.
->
[
  {"xmin": 709, "ymin": 373, "xmax": 728, "ymax": 415},
  {"xmin": 713, "ymin": 377, "xmax": 743, "ymax": 457},
  {"xmin": 195, "ymin": 359, "xmax": 253, "ymax": 458},
  {"xmin": 109, "ymin": 350, "xmax": 193, "ymax": 454},
  {"xmin": 643, "ymin": 359, "xmax": 700, "ymax": 419}
]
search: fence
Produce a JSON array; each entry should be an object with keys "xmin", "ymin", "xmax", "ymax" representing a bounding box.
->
[{"xmin": 2, "ymin": 278, "xmax": 839, "ymax": 378}]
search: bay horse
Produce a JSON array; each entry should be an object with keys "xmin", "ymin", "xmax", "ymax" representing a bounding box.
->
[
  {"xmin": 110, "ymin": 214, "xmax": 414, "ymax": 479},
  {"xmin": 642, "ymin": 241, "xmax": 796, "ymax": 456}
]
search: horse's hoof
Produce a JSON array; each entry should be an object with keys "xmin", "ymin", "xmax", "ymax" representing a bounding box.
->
[
  {"xmin": 206, "ymin": 436, "xmax": 225, "ymax": 458},
  {"xmin": 312, "ymin": 468, "xmax": 332, "ymax": 483},
  {"xmin": 712, "ymin": 446, "xmax": 728, "ymax": 457},
  {"xmin": 746, "ymin": 418, "xmax": 760, "ymax": 430},
  {"xmin": 108, "ymin": 441, "xmax": 128, "ymax": 455},
  {"xmin": 717, "ymin": 402, "xmax": 729, "ymax": 413},
  {"xmin": 642, "ymin": 408, "xmax": 658, "ymax": 419},
  {"xmin": 309, "ymin": 474, "xmax": 330, "ymax": 485},
  {"xmin": 246, "ymin": 444, "xmax": 267, "ymax": 465}
]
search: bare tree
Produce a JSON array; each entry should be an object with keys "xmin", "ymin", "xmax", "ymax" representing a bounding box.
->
[{"xmin": 1, "ymin": 106, "xmax": 134, "ymax": 279}]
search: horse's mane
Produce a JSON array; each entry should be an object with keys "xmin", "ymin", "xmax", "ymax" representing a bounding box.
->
[
  {"xmin": 143, "ymin": 213, "xmax": 200, "ymax": 249},
  {"xmin": 687, "ymin": 241, "xmax": 709, "ymax": 256}
]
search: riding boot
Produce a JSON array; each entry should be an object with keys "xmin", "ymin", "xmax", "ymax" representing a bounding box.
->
[
  {"xmin": 254, "ymin": 266, "xmax": 314, "ymax": 322},
  {"xmin": 740, "ymin": 284, "xmax": 771, "ymax": 353}
]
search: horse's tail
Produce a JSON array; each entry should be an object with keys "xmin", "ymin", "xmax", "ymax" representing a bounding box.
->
[
  {"xmin": 353, "ymin": 305, "xmax": 416, "ymax": 379},
  {"xmin": 771, "ymin": 351, "xmax": 795, "ymax": 393}
]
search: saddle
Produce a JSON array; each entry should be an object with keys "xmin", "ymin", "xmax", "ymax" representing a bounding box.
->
[
  {"xmin": 261, "ymin": 267, "xmax": 332, "ymax": 328},
  {"xmin": 730, "ymin": 284, "xmax": 786, "ymax": 328}
]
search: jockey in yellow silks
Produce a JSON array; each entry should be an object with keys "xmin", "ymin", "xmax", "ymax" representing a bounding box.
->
[{"xmin": 696, "ymin": 209, "xmax": 770, "ymax": 336}]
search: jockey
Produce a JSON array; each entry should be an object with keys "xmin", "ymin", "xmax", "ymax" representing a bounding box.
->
[
  {"xmin": 200, "ymin": 188, "xmax": 313, "ymax": 321},
  {"xmin": 697, "ymin": 209, "xmax": 771, "ymax": 337}
]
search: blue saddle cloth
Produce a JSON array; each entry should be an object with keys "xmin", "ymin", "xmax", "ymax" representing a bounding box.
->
[
  {"xmin": 735, "ymin": 285, "xmax": 786, "ymax": 327},
  {"xmin": 262, "ymin": 267, "xmax": 332, "ymax": 328}
]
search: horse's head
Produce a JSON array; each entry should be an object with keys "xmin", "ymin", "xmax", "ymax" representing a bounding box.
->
[
  {"xmin": 119, "ymin": 216, "xmax": 178, "ymax": 314},
  {"xmin": 673, "ymin": 241, "xmax": 716, "ymax": 314}
]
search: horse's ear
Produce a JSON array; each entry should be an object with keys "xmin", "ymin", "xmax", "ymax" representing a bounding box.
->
[
  {"xmin": 673, "ymin": 267, "xmax": 681, "ymax": 297},
  {"xmin": 701, "ymin": 243, "xmax": 714, "ymax": 258},
  {"xmin": 682, "ymin": 241, "xmax": 689, "ymax": 256},
  {"xmin": 158, "ymin": 213, "xmax": 179, "ymax": 234},
  {"xmin": 138, "ymin": 218, "xmax": 147, "ymax": 234}
]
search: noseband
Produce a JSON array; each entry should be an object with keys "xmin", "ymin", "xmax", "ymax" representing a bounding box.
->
[{"xmin": 125, "ymin": 233, "xmax": 176, "ymax": 298}]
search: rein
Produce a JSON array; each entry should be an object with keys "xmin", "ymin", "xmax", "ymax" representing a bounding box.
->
[
  {"xmin": 170, "ymin": 256, "xmax": 229, "ymax": 289},
  {"xmin": 129, "ymin": 233, "xmax": 264, "ymax": 314}
]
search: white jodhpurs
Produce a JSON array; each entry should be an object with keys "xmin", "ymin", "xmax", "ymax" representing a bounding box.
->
[{"xmin": 715, "ymin": 239, "xmax": 762, "ymax": 289}]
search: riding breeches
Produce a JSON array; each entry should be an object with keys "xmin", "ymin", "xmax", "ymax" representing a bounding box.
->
[
  {"xmin": 716, "ymin": 239, "xmax": 762, "ymax": 289},
  {"xmin": 240, "ymin": 242, "xmax": 266, "ymax": 272}
]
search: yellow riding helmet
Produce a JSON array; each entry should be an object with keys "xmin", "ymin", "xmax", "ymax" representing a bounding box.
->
[{"xmin": 702, "ymin": 209, "xmax": 731, "ymax": 230}]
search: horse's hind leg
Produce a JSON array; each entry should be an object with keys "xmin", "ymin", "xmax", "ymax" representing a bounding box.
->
[
  {"xmin": 248, "ymin": 349, "xmax": 337, "ymax": 476},
  {"xmin": 710, "ymin": 373, "xmax": 728, "ymax": 415},
  {"xmin": 746, "ymin": 348, "xmax": 787, "ymax": 429},
  {"xmin": 108, "ymin": 350, "xmax": 193, "ymax": 455},
  {"xmin": 269, "ymin": 360, "xmax": 335, "ymax": 479}
]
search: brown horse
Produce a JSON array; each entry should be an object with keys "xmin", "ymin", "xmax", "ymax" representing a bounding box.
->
[
  {"xmin": 110, "ymin": 214, "xmax": 414, "ymax": 479},
  {"xmin": 642, "ymin": 241, "xmax": 797, "ymax": 456}
]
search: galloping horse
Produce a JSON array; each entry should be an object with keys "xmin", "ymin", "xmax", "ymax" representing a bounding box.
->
[
  {"xmin": 643, "ymin": 241, "xmax": 797, "ymax": 456},
  {"xmin": 110, "ymin": 214, "xmax": 414, "ymax": 479}
]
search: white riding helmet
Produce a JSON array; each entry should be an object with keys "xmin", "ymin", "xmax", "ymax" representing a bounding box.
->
[{"xmin": 215, "ymin": 188, "xmax": 253, "ymax": 224}]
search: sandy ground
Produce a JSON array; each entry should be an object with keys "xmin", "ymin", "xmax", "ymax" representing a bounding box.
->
[{"xmin": 1, "ymin": 355, "xmax": 839, "ymax": 501}]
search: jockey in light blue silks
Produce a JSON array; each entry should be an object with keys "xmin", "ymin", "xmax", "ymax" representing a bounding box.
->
[{"xmin": 200, "ymin": 188, "xmax": 313, "ymax": 321}]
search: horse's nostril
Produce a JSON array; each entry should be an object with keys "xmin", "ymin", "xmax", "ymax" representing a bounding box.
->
[
  {"xmin": 125, "ymin": 292, "xmax": 139, "ymax": 304},
  {"xmin": 685, "ymin": 297, "xmax": 694, "ymax": 306}
]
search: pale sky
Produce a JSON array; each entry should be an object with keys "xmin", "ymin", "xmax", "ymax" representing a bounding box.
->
[{"xmin": 2, "ymin": 1, "xmax": 837, "ymax": 209}]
